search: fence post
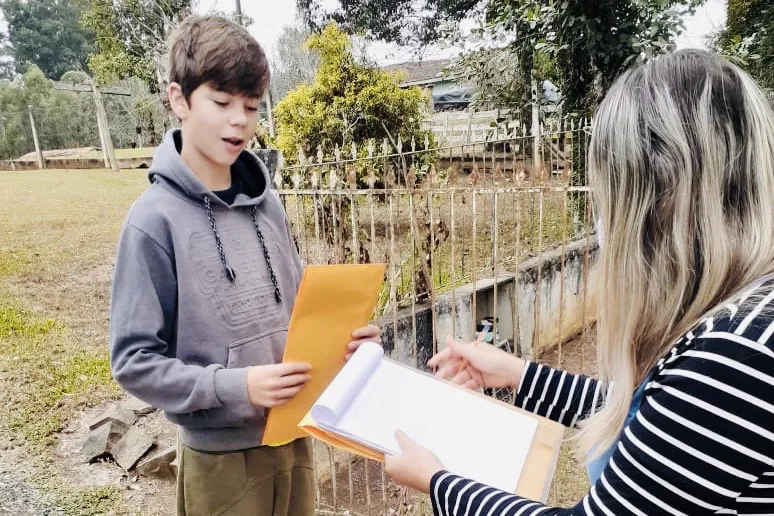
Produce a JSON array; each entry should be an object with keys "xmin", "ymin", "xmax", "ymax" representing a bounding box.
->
[
  {"xmin": 531, "ymin": 72, "xmax": 542, "ymax": 174},
  {"xmin": 92, "ymin": 82, "xmax": 120, "ymax": 172},
  {"xmin": 466, "ymin": 107, "xmax": 473, "ymax": 143},
  {"xmin": 27, "ymin": 105, "xmax": 44, "ymax": 170},
  {"xmin": 264, "ymin": 89, "xmax": 276, "ymax": 138}
]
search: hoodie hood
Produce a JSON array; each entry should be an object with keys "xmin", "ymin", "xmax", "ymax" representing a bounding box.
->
[
  {"xmin": 148, "ymin": 129, "xmax": 271, "ymax": 209},
  {"xmin": 145, "ymin": 129, "xmax": 281, "ymax": 297}
]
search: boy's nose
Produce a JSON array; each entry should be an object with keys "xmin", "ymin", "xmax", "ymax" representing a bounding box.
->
[{"xmin": 230, "ymin": 109, "xmax": 248, "ymax": 126}]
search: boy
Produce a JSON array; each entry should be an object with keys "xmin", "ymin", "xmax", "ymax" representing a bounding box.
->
[{"xmin": 109, "ymin": 15, "xmax": 380, "ymax": 516}]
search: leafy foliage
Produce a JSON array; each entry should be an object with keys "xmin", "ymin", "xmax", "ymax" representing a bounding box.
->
[
  {"xmin": 299, "ymin": 0, "xmax": 701, "ymax": 113},
  {"xmin": 0, "ymin": 66, "xmax": 167, "ymax": 160},
  {"xmin": 714, "ymin": 0, "xmax": 773, "ymax": 88},
  {"xmin": 448, "ymin": 46, "xmax": 561, "ymax": 111},
  {"xmin": 0, "ymin": 0, "xmax": 94, "ymax": 80},
  {"xmin": 271, "ymin": 25, "xmax": 320, "ymax": 101},
  {"xmin": 274, "ymin": 24, "xmax": 433, "ymax": 166},
  {"xmin": 81, "ymin": 0, "xmax": 192, "ymax": 88}
]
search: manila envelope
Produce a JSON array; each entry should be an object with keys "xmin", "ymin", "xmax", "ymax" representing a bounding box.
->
[{"xmin": 262, "ymin": 263, "xmax": 386, "ymax": 445}]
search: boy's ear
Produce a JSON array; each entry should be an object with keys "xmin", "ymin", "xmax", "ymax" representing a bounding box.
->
[{"xmin": 167, "ymin": 82, "xmax": 189, "ymax": 121}]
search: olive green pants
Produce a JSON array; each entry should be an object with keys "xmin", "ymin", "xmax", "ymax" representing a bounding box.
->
[{"xmin": 176, "ymin": 438, "xmax": 315, "ymax": 516}]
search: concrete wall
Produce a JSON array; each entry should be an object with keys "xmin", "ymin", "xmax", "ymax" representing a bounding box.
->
[
  {"xmin": 379, "ymin": 237, "xmax": 598, "ymax": 366},
  {"xmin": 0, "ymin": 149, "xmax": 280, "ymax": 172}
]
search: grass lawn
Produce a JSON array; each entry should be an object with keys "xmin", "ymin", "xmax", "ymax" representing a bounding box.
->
[
  {"xmin": 1, "ymin": 168, "xmax": 147, "ymax": 514},
  {"xmin": 0, "ymin": 168, "xmax": 591, "ymax": 515}
]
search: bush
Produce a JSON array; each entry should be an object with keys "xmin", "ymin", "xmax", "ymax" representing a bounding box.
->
[{"xmin": 274, "ymin": 23, "xmax": 434, "ymax": 174}]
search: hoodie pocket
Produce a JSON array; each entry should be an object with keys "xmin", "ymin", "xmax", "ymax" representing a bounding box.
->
[{"xmin": 227, "ymin": 327, "xmax": 288, "ymax": 369}]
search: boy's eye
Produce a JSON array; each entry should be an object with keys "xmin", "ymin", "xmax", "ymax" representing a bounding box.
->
[
  {"xmin": 246, "ymin": 106, "xmax": 259, "ymax": 112},
  {"xmin": 214, "ymin": 100, "xmax": 229, "ymax": 107}
]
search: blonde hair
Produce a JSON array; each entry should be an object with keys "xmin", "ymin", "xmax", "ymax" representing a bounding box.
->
[{"xmin": 580, "ymin": 49, "xmax": 774, "ymax": 457}]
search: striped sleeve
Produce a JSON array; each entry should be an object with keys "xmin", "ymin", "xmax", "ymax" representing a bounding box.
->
[
  {"xmin": 515, "ymin": 362, "xmax": 608, "ymax": 428},
  {"xmin": 431, "ymin": 331, "xmax": 774, "ymax": 515}
]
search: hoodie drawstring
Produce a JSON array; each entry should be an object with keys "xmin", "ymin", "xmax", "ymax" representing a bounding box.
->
[
  {"xmin": 204, "ymin": 196, "xmax": 236, "ymax": 283},
  {"xmin": 203, "ymin": 196, "xmax": 282, "ymax": 303},
  {"xmin": 250, "ymin": 206, "xmax": 282, "ymax": 303}
]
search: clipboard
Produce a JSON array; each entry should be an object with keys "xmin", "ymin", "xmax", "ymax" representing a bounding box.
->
[{"xmin": 297, "ymin": 345, "xmax": 565, "ymax": 500}]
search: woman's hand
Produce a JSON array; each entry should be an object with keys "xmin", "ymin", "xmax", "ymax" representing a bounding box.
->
[
  {"xmin": 384, "ymin": 430, "xmax": 444, "ymax": 494},
  {"xmin": 429, "ymin": 336, "xmax": 526, "ymax": 390}
]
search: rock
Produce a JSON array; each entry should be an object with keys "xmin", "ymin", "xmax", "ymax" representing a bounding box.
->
[
  {"xmin": 81, "ymin": 423, "xmax": 111, "ymax": 462},
  {"xmin": 120, "ymin": 396, "xmax": 155, "ymax": 416},
  {"xmin": 137, "ymin": 446, "xmax": 176, "ymax": 479},
  {"xmin": 105, "ymin": 421, "xmax": 129, "ymax": 448},
  {"xmin": 87, "ymin": 405, "xmax": 136, "ymax": 431},
  {"xmin": 111, "ymin": 427, "xmax": 154, "ymax": 471},
  {"xmin": 81, "ymin": 419, "xmax": 128, "ymax": 462}
]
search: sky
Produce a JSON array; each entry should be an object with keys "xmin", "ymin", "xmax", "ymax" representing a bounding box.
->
[{"xmin": 196, "ymin": 0, "xmax": 728, "ymax": 66}]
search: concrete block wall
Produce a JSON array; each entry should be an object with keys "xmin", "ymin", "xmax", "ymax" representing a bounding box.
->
[{"xmin": 379, "ymin": 237, "xmax": 598, "ymax": 366}]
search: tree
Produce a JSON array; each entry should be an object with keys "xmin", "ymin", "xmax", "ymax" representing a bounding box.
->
[
  {"xmin": 298, "ymin": 0, "xmax": 701, "ymax": 113},
  {"xmin": 448, "ymin": 46, "xmax": 561, "ymax": 111},
  {"xmin": 81, "ymin": 0, "xmax": 192, "ymax": 89},
  {"xmin": 714, "ymin": 0, "xmax": 773, "ymax": 89},
  {"xmin": 275, "ymin": 24, "xmax": 436, "ymax": 266},
  {"xmin": 0, "ymin": 31, "xmax": 14, "ymax": 80},
  {"xmin": 0, "ymin": 0, "xmax": 94, "ymax": 80},
  {"xmin": 271, "ymin": 25, "xmax": 320, "ymax": 101},
  {"xmin": 0, "ymin": 64, "xmax": 168, "ymax": 161},
  {"xmin": 0, "ymin": 65, "xmax": 98, "ymax": 160},
  {"xmin": 274, "ymin": 23, "xmax": 432, "ymax": 168}
]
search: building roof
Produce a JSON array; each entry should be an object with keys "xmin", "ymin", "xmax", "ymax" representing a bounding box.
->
[{"xmin": 381, "ymin": 58, "xmax": 453, "ymax": 87}]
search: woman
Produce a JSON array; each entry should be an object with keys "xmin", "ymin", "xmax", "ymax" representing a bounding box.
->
[{"xmin": 382, "ymin": 49, "xmax": 774, "ymax": 515}]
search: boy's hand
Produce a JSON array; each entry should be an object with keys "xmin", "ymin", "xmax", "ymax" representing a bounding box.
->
[
  {"xmin": 246, "ymin": 362, "xmax": 311, "ymax": 408},
  {"xmin": 345, "ymin": 324, "xmax": 382, "ymax": 360}
]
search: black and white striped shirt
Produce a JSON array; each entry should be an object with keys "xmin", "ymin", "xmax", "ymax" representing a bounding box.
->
[{"xmin": 431, "ymin": 277, "xmax": 774, "ymax": 515}]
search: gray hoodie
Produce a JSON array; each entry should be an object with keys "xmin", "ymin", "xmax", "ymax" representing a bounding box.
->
[{"xmin": 109, "ymin": 130, "xmax": 303, "ymax": 451}]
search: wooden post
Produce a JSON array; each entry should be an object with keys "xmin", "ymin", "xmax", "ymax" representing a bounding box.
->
[
  {"xmin": 27, "ymin": 105, "xmax": 44, "ymax": 170},
  {"xmin": 92, "ymin": 82, "xmax": 119, "ymax": 172},
  {"xmin": 94, "ymin": 98, "xmax": 110, "ymax": 168},
  {"xmin": 234, "ymin": 0, "xmax": 243, "ymax": 25},
  {"xmin": 265, "ymin": 89, "xmax": 275, "ymax": 138}
]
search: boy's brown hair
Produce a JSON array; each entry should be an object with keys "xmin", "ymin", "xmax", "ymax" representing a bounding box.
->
[{"xmin": 168, "ymin": 15, "xmax": 269, "ymax": 100}]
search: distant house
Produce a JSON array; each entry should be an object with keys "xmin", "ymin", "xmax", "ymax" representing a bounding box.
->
[
  {"xmin": 382, "ymin": 58, "xmax": 562, "ymax": 114},
  {"xmin": 381, "ymin": 59, "xmax": 474, "ymax": 112}
]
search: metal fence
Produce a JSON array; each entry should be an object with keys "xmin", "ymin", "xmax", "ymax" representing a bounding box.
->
[{"xmin": 272, "ymin": 118, "xmax": 597, "ymax": 515}]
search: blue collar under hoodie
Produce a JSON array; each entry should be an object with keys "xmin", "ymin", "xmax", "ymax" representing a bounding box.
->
[{"xmin": 109, "ymin": 129, "xmax": 304, "ymax": 451}]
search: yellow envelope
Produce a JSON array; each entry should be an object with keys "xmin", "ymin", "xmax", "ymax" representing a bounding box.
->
[
  {"xmin": 262, "ymin": 263, "xmax": 386, "ymax": 445},
  {"xmin": 298, "ymin": 411, "xmax": 385, "ymax": 462}
]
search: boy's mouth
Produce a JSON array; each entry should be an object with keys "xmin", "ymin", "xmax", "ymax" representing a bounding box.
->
[{"xmin": 222, "ymin": 137, "xmax": 244, "ymax": 147}]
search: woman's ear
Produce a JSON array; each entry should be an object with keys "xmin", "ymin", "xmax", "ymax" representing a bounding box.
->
[{"xmin": 167, "ymin": 82, "xmax": 189, "ymax": 121}]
